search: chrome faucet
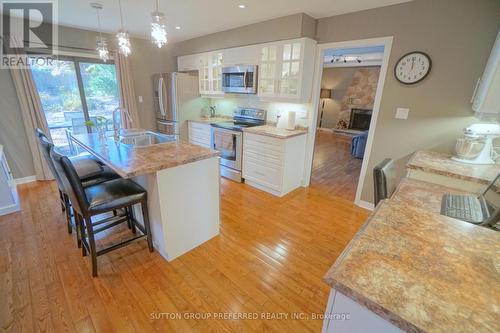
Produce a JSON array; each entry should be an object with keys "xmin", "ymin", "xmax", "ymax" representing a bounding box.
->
[
  {"xmin": 209, "ymin": 106, "xmax": 216, "ymax": 118},
  {"xmin": 113, "ymin": 108, "xmax": 121, "ymax": 139}
]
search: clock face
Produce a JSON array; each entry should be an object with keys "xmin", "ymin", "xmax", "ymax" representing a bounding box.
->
[{"xmin": 395, "ymin": 52, "xmax": 431, "ymax": 84}]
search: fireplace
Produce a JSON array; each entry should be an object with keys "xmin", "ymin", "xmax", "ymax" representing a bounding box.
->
[{"xmin": 348, "ymin": 108, "xmax": 372, "ymax": 131}]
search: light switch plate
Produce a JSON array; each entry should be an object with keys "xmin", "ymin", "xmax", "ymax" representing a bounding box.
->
[
  {"xmin": 138, "ymin": 95, "xmax": 143, "ymax": 103},
  {"xmin": 395, "ymin": 107, "xmax": 409, "ymax": 119}
]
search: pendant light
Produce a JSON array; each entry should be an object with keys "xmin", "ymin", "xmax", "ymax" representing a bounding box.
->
[
  {"xmin": 116, "ymin": 0, "xmax": 131, "ymax": 56},
  {"xmin": 91, "ymin": 3, "xmax": 109, "ymax": 62},
  {"xmin": 151, "ymin": 0, "xmax": 167, "ymax": 48}
]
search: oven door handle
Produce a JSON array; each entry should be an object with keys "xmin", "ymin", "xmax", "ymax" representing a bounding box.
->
[{"xmin": 243, "ymin": 70, "xmax": 248, "ymax": 88}]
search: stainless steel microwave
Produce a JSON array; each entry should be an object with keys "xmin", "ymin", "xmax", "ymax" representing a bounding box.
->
[{"xmin": 222, "ymin": 65, "xmax": 258, "ymax": 94}]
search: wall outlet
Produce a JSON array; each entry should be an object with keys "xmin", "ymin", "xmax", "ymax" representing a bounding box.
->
[
  {"xmin": 138, "ymin": 95, "xmax": 143, "ymax": 103},
  {"xmin": 395, "ymin": 107, "xmax": 409, "ymax": 119}
]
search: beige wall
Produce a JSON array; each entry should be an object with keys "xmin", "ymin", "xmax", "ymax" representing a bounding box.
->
[
  {"xmin": 0, "ymin": 23, "xmax": 166, "ymax": 178},
  {"xmin": 316, "ymin": 0, "xmax": 500, "ymax": 203},
  {"xmin": 168, "ymin": 13, "xmax": 316, "ymax": 58}
]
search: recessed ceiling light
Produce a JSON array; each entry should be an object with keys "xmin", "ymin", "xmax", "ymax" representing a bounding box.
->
[
  {"xmin": 175, "ymin": 26, "xmax": 181, "ymax": 30},
  {"xmin": 238, "ymin": 4, "xmax": 246, "ymax": 9}
]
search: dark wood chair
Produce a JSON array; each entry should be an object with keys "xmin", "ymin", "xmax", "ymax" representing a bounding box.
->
[
  {"xmin": 373, "ymin": 158, "xmax": 397, "ymax": 207},
  {"xmin": 50, "ymin": 147, "xmax": 153, "ymax": 277},
  {"xmin": 35, "ymin": 128, "xmax": 119, "ymax": 234}
]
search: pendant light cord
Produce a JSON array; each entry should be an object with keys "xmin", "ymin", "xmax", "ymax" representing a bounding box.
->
[
  {"xmin": 118, "ymin": 0, "xmax": 124, "ymax": 30},
  {"xmin": 95, "ymin": 7, "xmax": 103, "ymax": 40}
]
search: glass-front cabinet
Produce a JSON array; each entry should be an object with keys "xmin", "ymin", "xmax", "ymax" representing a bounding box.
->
[
  {"xmin": 198, "ymin": 52, "xmax": 224, "ymax": 96},
  {"xmin": 198, "ymin": 54, "xmax": 210, "ymax": 94},
  {"xmin": 259, "ymin": 45, "xmax": 278, "ymax": 96},
  {"xmin": 258, "ymin": 38, "xmax": 316, "ymax": 102}
]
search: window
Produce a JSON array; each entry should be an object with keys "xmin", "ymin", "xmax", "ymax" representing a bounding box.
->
[{"xmin": 30, "ymin": 56, "xmax": 119, "ymax": 155}]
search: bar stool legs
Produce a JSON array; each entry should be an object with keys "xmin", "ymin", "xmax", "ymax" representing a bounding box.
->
[
  {"xmin": 83, "ymin": 216, "xmax": 99, "ymax": 277},
  {"xmin": 78, "ymin": 200, "xmax": 153, "ymax": 277},
  {"xmin": 63, "ymin": 194, "xmax": 72, "ymax": 234},
  {"xmin": 141, "ymin": 201, "xmax": 154, "ymax": 253}
]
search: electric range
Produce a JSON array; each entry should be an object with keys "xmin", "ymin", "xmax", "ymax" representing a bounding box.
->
[{"xmin": 210, "ymin": 108, "xmax": 267, "ymax": 182}]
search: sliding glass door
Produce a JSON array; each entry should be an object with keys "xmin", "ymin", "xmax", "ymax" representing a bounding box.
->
[{"xmin": 30, "ymin": 56, "xmax": 119, "ymax": 154}]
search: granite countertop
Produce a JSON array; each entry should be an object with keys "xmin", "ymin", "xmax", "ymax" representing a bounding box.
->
[
  {"xmin": 324, "ymin": 200, "xmax": 500, "ymax": 333},
  {"xmin": 242, "ymin": 125, "xmax": 308, "ymax": 139},
  {"xmin": 70, "ymin": 130, "xmax": 219, "ymax": 178},
  {"xmin": 189, "ymin": 117, "xmax": 232, "ymax": 124},
  {"xmin": 392, "ymin": 178, "xmax": 470, "ymax": 214},
  {"xmin": 407, "ymin": 150, "xmax": 500, "ymax": 185}
]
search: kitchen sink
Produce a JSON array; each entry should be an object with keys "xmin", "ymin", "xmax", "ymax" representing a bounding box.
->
[{"xmin": 119, "ymin": 131, "xmax": 177, "ymax": 148}]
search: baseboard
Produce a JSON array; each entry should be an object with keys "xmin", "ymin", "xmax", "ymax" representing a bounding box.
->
[
  {"xmin": 316, "ymin": 128, "xmax": 333, "ymax": 133},
  {"xmin": 0, "ymin": 202, "xmax": 19, "ymax": 216},
  {"xmin": 355, "ymin": 199, "xmax": 374, "ymax": 211},
  {"xmin": 14, "ymin": 175, "xmax": 36, "ymax": 185}
]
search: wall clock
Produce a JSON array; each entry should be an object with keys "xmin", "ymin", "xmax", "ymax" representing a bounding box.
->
[{"xmin": 394, "ymin": 51, "xmax": 432, "ymax": 84}]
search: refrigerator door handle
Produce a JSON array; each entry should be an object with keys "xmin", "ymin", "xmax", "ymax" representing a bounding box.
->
[
  {"xmin": 171, "ymin": 73, "xmax": 178, "ymax": 121},
  {"xmin": 158, "ymin": 77, "xmax": 166, "ymax": 116}
]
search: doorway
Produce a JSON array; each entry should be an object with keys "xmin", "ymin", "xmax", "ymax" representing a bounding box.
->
[{"xmin": 305, "ymin": 37, "xmax": 393, "ymax": 208}]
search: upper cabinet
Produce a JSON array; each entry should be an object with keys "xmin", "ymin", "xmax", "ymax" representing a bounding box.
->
[
  {"xmin": 177, "ymin": 53, "xmax": 198, "ymax": 72},
  {"xmin": 222, "ymin": 45, "xmax": 260, "ymax": 66},
  {"xmin": 176, "ymin": 37, "xmax": 317, "ymax": 101},
  {"xmin": 472, "ymin": 29, "xmax": 500, "ymax": 114},
  {"xmin": 258, "ymin": 38, "xmax": 316, "ymax": 102},
  {"xmin": 198, "ymin": 52, "xmax": 224, "ymax": 96}
]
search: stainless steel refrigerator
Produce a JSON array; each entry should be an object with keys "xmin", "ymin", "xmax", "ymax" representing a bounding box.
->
[{"xmin": 153, "ymin": 72, "xmax": 206, "ymax": 141}]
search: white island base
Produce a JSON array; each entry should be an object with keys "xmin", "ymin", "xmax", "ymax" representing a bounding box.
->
[{"xmin": 133, "ymin": 157, "xmax": 220, "ymax": 261}]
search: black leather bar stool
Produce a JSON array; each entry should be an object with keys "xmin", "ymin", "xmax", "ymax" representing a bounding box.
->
[
  {"xmin": 50, "ymin": 147, "xmax": 153, "ymax": 277},
  {"xmin": 36, "ymin": 128, "xmax": 120, "ymax": 234}
]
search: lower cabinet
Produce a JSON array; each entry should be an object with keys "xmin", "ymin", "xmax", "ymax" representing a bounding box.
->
[
  {"xmin": 0, "ymin": 146, "xmax": 19, "ymax": 216},
  {"xmin": 242, "ymin": 132, "xmax": 306, "ymax": 197},
  {"xmin": 322, "ymin": 289, "xmax": 404, "ymax": 333},
  {"xmin": 188, "ymin": 121, "xmax": 212, "ymax": 148}
]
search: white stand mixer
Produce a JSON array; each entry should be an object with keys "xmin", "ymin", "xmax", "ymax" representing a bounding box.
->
[{"xmin": 452, "ymin": 123, "xmax": 500, "ymax": 165}]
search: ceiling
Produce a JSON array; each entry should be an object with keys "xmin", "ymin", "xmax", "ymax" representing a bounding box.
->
[{"xmin": 3, "ymin": 0, "xmax": 411, "ymax": 43}]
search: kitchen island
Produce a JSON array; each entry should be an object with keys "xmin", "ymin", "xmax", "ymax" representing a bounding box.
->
[{"xmin": 70, "ymin": 130, "xmax": 220, "ymax": 261}]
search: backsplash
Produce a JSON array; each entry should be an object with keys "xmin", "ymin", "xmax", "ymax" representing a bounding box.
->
[{"xmin": 205, "ymin": 96, "xmax": 312, "ymax": 128}]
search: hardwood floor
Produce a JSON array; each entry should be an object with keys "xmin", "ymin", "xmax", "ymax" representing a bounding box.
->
[
  {"xmin": 0, "ymin": 175, "xmax": 368, "ymax": 332},
  {"xmin": 311, "ymin": 131, "xmax": 363, "ymax": 201}
]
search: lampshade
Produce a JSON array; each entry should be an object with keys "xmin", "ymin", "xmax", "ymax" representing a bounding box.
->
[{"xmin": 320, "ymin": 88, "xmax": 332, "ymax": 99}]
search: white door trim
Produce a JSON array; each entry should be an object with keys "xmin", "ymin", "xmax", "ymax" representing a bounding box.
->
[{"xmin": 303, "ymin": 36, "xmax": 394, "ymax": 210}]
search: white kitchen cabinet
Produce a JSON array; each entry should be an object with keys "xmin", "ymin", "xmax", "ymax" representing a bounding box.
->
[
  {"xmin": 198, "ymin": 52, "xmax": 224, "ymax": 96},
  {"xmin": 472, "ymin": 29, "xmax": 500, "ymax": 114},
  {"xmin": 177, "ymin": 54, "xmax": 199, "ymax": 72},
  {"xmin": 221, "ymin": 45, "xmax": 260, "ymax": 66},
  {"xmin": 188, "ymin": 121, "xmax": 212, "ymax": 148},
  {"xmin": 0, "ymin": 146, "xmax": 19, "ymax": 216},
  {"xmin": 258, "ymin": 38, "xmax": 317, "ymax": 102},
  {"xmin": 242, "ymin": 132, "xmax": 306, "ymax": 197}
]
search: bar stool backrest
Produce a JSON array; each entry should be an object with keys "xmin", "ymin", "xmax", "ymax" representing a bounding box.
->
[
  {"xmin": 373, "ymin": 158, "xmax": 397, "ymax": 207},
  {"xmin": 50, "ymin": 147, "xmax": 89, "ymax": 216},
  {"xmin": 35, "ymin": 128, "xmax": 65, "ymax": 190}
]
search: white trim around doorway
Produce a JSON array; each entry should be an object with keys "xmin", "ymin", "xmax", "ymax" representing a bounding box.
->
[{"xmin": 303, "ymin": 36, "xmax": 393, "ymax": 210}]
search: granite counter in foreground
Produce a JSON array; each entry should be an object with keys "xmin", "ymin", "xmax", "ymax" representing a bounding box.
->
[
  {"xmin": 324, "ymin": 200, "xmax": 500, "ymax": 333},
  {"xmin": 242, "ymin": 125, "xmax": 308, "ymax": 139}
]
